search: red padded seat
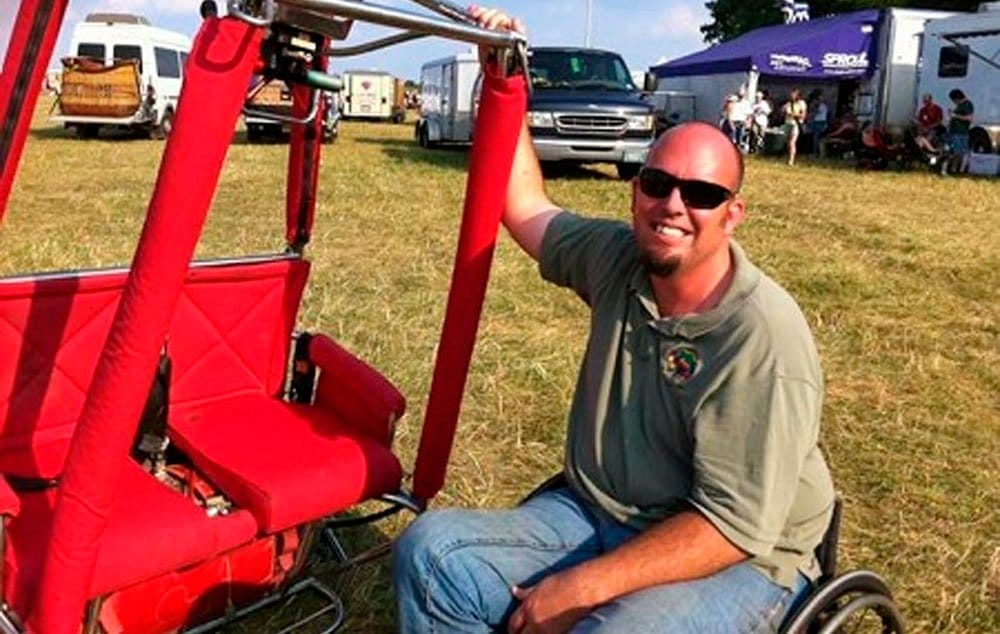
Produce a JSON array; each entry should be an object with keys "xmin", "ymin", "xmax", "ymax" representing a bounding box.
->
[
  {"xmin": 169, "ymin": 394, "xmax": 404, "ymax": 534},
  {"xmin": 3, "ymin": 460, "xmax": 257, "ymax": 616}
]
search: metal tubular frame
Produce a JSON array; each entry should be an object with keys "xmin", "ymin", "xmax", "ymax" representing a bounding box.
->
[{"xmin": 230, "ymin": 0, "xmax": 525, "ymax": 51}]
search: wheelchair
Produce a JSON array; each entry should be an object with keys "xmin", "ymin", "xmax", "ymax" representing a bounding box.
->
[{"xmin": 523, "ymin": 475, "xmax": 905, "ymax": 633}]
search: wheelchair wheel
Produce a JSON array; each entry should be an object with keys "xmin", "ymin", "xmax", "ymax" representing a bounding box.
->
[{"xmin": 780, "ymin": 570, "xmax": 905, "ymax": 634}]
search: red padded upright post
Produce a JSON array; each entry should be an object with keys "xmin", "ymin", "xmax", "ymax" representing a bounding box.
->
[
  {"xmin": 29, "ymin": 18, "xmax": 263, "ymax": 633},
  {"xmin": 0, "ymin": 0, "xmax": 70, "ymax": 224},
  {"xmin": 411, "ymin": 68, "xmax": 527, "ymax": 502}
]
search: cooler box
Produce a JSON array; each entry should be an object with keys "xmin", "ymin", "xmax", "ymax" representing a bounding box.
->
[{"xmin": 968, "ymin": 152, "xmax": 1000, "ymax": 177}]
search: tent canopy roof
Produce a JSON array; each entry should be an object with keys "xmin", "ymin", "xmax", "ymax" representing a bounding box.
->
[{"xmin": 651, "ymin": 9, "xmax": 882, "ymax": 80}]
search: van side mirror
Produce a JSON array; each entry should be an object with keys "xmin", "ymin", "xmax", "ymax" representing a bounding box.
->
[{"xmin": 643, "ymin": 71, "xmax": 658, "ymax": 93}]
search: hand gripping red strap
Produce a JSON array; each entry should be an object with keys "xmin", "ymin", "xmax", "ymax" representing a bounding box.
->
[
  {"xmin": 30, "ymin": 18, "xmax": 263, "ymax": 633},
  {"xmin": 412, "ymin": 67, "xmax": 528, "ymax": 502}
]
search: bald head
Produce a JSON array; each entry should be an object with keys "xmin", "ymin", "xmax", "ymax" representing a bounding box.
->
[{"xmin": 648, "ymin": 122, "xmax": 744, "ymax": 193}]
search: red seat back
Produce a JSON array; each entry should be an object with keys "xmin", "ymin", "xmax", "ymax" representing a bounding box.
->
[{"xmin": 0, "ymin": 256, "xmax": 309, "ymax": 479}]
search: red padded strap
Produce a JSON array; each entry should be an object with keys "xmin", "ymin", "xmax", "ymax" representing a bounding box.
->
[
  {"xmin": 412, "ymin": 69, "xmax": 527, "ymax": 502},
  {"xmin": 30, "ymin": 18, "xmax": 263, "ymax": 633},
  {"xmin": 0, "ymin": 0, "xmax": 70, "ymax": 223},
  {"xmin": 285, "ymin": 57, "xmax": 328, "ymax": 248}
]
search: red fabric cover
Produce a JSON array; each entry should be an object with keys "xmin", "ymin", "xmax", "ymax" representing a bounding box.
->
[
  {"xmin": 3, "ymin": 460, "xmax": 257, "ymax": 619},
  {"xmin": 169, "ymin": 394, "xmax": 403, "ymax": 533},
  {"xmin": 0, "ymin": 271, "xmax": 129, "ymax": 479},
  {"xmin": 0, "ymin": 0, "xmax": 70, "ymax": 222},
  {"xmin": 411, "ymin": 69, "xmax": 528, "ymax": 501},
  {"xmin": 32, "ymin": 18, "xmax": 264, "ymax": 633},
  {"xmin": 310, "ymin": 333, "xmax": 406, "ymax": 445},
  {"xmin": 0, "ymin": 257, "xmax": 308, "ymax": 480},
  {"xmin": 97, "ymin": 537, "xmax": 278, "ymax": 634},
  {"xmin": 0, "ymin": 476, "xmax": 18, "ymax": 517},
  {"xmin": 284, "ymin": 57, "xmax": 327, "ymax": 248}
]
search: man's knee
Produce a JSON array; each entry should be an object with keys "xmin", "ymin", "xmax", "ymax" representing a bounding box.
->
[{"xmin": 392, "ymin": 509, "xmax": 492, "ymax": 585}]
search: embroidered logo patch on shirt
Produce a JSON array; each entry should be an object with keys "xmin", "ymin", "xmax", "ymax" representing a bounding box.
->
[{"xmin": 662, "ymin": 343, "xmax": 701, "ymax": 386}]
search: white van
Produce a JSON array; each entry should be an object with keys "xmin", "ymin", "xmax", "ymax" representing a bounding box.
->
[{"xmin": 52, "ymin": 13, "xmax": 191, "ymax": 138}]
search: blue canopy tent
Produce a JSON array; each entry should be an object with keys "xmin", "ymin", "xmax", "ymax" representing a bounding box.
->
[{"xmin": 650, "ymin": 10, "xmax": 882, "ymax": 80}]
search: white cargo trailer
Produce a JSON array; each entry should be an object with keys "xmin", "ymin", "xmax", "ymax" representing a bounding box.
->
[
  {"xmin": 341, "ymin": 70, "xmax": 395, "ymax": 120},
  {"xmin": 415, "ymin": 52, "xmax": 480, "ymax": 146}
]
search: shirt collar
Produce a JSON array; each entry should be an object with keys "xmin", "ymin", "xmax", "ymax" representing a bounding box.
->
[{"xmin": 630, "ymin": 241, "xmax": 760, "ymax": 339}]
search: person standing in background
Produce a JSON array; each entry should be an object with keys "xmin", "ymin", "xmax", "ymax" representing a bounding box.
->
[
  {"xmin": 782, "ymin": 90, "xmax": 807, "ymax": 166},
  {"xmin": 945, "ymin": 89, "xmax": 974, "ymax": 174},
  {"xmin": 807, "ymin": 91, "xmax": 828, "ymax": 157}
]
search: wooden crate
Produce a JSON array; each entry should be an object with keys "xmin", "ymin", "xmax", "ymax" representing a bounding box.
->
[{"xmin": 59, "ymin": 57, "xmax": 142, "ymax": 118}]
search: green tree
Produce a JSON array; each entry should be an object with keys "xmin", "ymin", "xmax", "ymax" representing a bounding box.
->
[{"xmin": 702, "ymin": 0, "xmax": 984, "ymax": 43}]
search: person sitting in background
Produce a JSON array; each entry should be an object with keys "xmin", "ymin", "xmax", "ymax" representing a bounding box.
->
[
  {"xmin": 915, "ymin": 93, "xmax": 943, "ymax": 136},
  {"xmin": 819, "ymin": 105, "xmax": 858, "ymax": 158}
]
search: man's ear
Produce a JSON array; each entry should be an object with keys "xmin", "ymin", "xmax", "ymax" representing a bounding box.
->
[{"xmin": 723, "ymin": 196, "xmax": 746, "ymax": 235}]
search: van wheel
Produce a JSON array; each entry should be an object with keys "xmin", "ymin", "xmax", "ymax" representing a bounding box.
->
[
  {"xmin": 616, "ymin": 162, "xmax": 641, "ymax": 181},
  {"xmin": 77, "ymin": 124, "xmax": 99, "ymax": 139},
  {"xmin": 247, "ymin": 124, "xmax": 261, "ymax": 143},
  {"xmin": 322, "ymin": 123, "xmax": 339, "ymax": 144},
  {"xmin": 154, "ymin": 109, "xmax": 174, "ymax": 140}
]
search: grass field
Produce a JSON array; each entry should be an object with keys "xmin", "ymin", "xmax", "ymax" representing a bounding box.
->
[{"xmin": 3, "ymin": 100, "xmax": 999, "ymax": 632}]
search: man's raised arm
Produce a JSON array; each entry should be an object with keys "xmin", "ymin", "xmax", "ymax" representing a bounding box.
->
[{"xmin": 470, "ymin": 5, "xmax": 561, "ymax": 263}]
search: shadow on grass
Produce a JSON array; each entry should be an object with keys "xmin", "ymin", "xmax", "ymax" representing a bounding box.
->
[
  {"xmin": 381, "ymin": 145, "xmax": 470, "ymax": 171},
  {"xmin": 542, "ymin": 163, "xmax": 618, "ymax": 181},
  {"xmin": 29, "ymin": 126, "xmax": 154, "ymax": 142},
  {"xmin": 353, "ymin": 136, "xmax": 418, "ymax": 148},
  {"xmin": 373, "ymin": 141, "xmax": 624, "ymax": 183}
]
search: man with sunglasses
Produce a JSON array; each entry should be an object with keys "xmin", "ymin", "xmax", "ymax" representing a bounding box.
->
[{"xmin": 393, "ymin": 7, "xmax": 835, "ymax": 633}]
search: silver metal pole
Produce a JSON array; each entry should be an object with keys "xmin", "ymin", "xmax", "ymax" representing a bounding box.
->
[
  {"xmin": 277, "ymin": 0, "xmax": 524, "ymax": 49},
  {"xmin": 585, "ymin": 0, "xmax": 593, "ymax": 47}
]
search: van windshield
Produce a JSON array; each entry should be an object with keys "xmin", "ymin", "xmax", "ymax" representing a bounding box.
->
[{"xmin": 528, "ymin": 50, "xmax": 636, "ymax": 91}]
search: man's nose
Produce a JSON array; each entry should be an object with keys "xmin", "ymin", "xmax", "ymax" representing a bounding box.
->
[{"xmin": 661, "ymin": 185, "xmax": 686, "ymax": 215}]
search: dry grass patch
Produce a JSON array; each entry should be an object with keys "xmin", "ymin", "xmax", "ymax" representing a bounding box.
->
[{"xmin": 3, "ymin": 99, "xmax": 999, "ymax": 632}]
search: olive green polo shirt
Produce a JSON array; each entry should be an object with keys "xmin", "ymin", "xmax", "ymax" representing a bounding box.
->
[{"xmin": 540, "ymin": 211, "xmax": 834, "ymax": 588}]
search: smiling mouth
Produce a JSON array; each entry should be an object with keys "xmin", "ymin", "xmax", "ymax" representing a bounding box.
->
[{"xmin": 653, "ymin": 223, "xmax": 690, "ymax": 239}]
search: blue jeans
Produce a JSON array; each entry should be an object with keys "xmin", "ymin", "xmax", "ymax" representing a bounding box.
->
[{"xmin": 392, "ymin": 487, "xmax": 809, "ymax": 633}]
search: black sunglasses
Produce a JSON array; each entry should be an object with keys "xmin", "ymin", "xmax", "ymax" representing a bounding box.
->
[{"xmin": 637, "ymin": 167, "xmax": 734, "ymax": 209}]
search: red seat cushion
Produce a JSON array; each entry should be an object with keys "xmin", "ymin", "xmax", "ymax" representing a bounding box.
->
[
  {"xmin": 3, "ymin": 460, "xmax": 258, "ymax": 617},
  {"xmin": 169, "ymin": 394, "xmax": 404, "ymax": 534}
]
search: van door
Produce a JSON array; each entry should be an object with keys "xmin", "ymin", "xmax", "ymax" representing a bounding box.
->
[{"xmin": 151, "ymin": 44, "xmax": 183, "ymax": 125}]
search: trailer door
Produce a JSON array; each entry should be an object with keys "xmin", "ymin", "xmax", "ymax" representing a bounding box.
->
[{"xmin": 441, "ymin": 61, "xmax": 456, "ymax": 138}]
